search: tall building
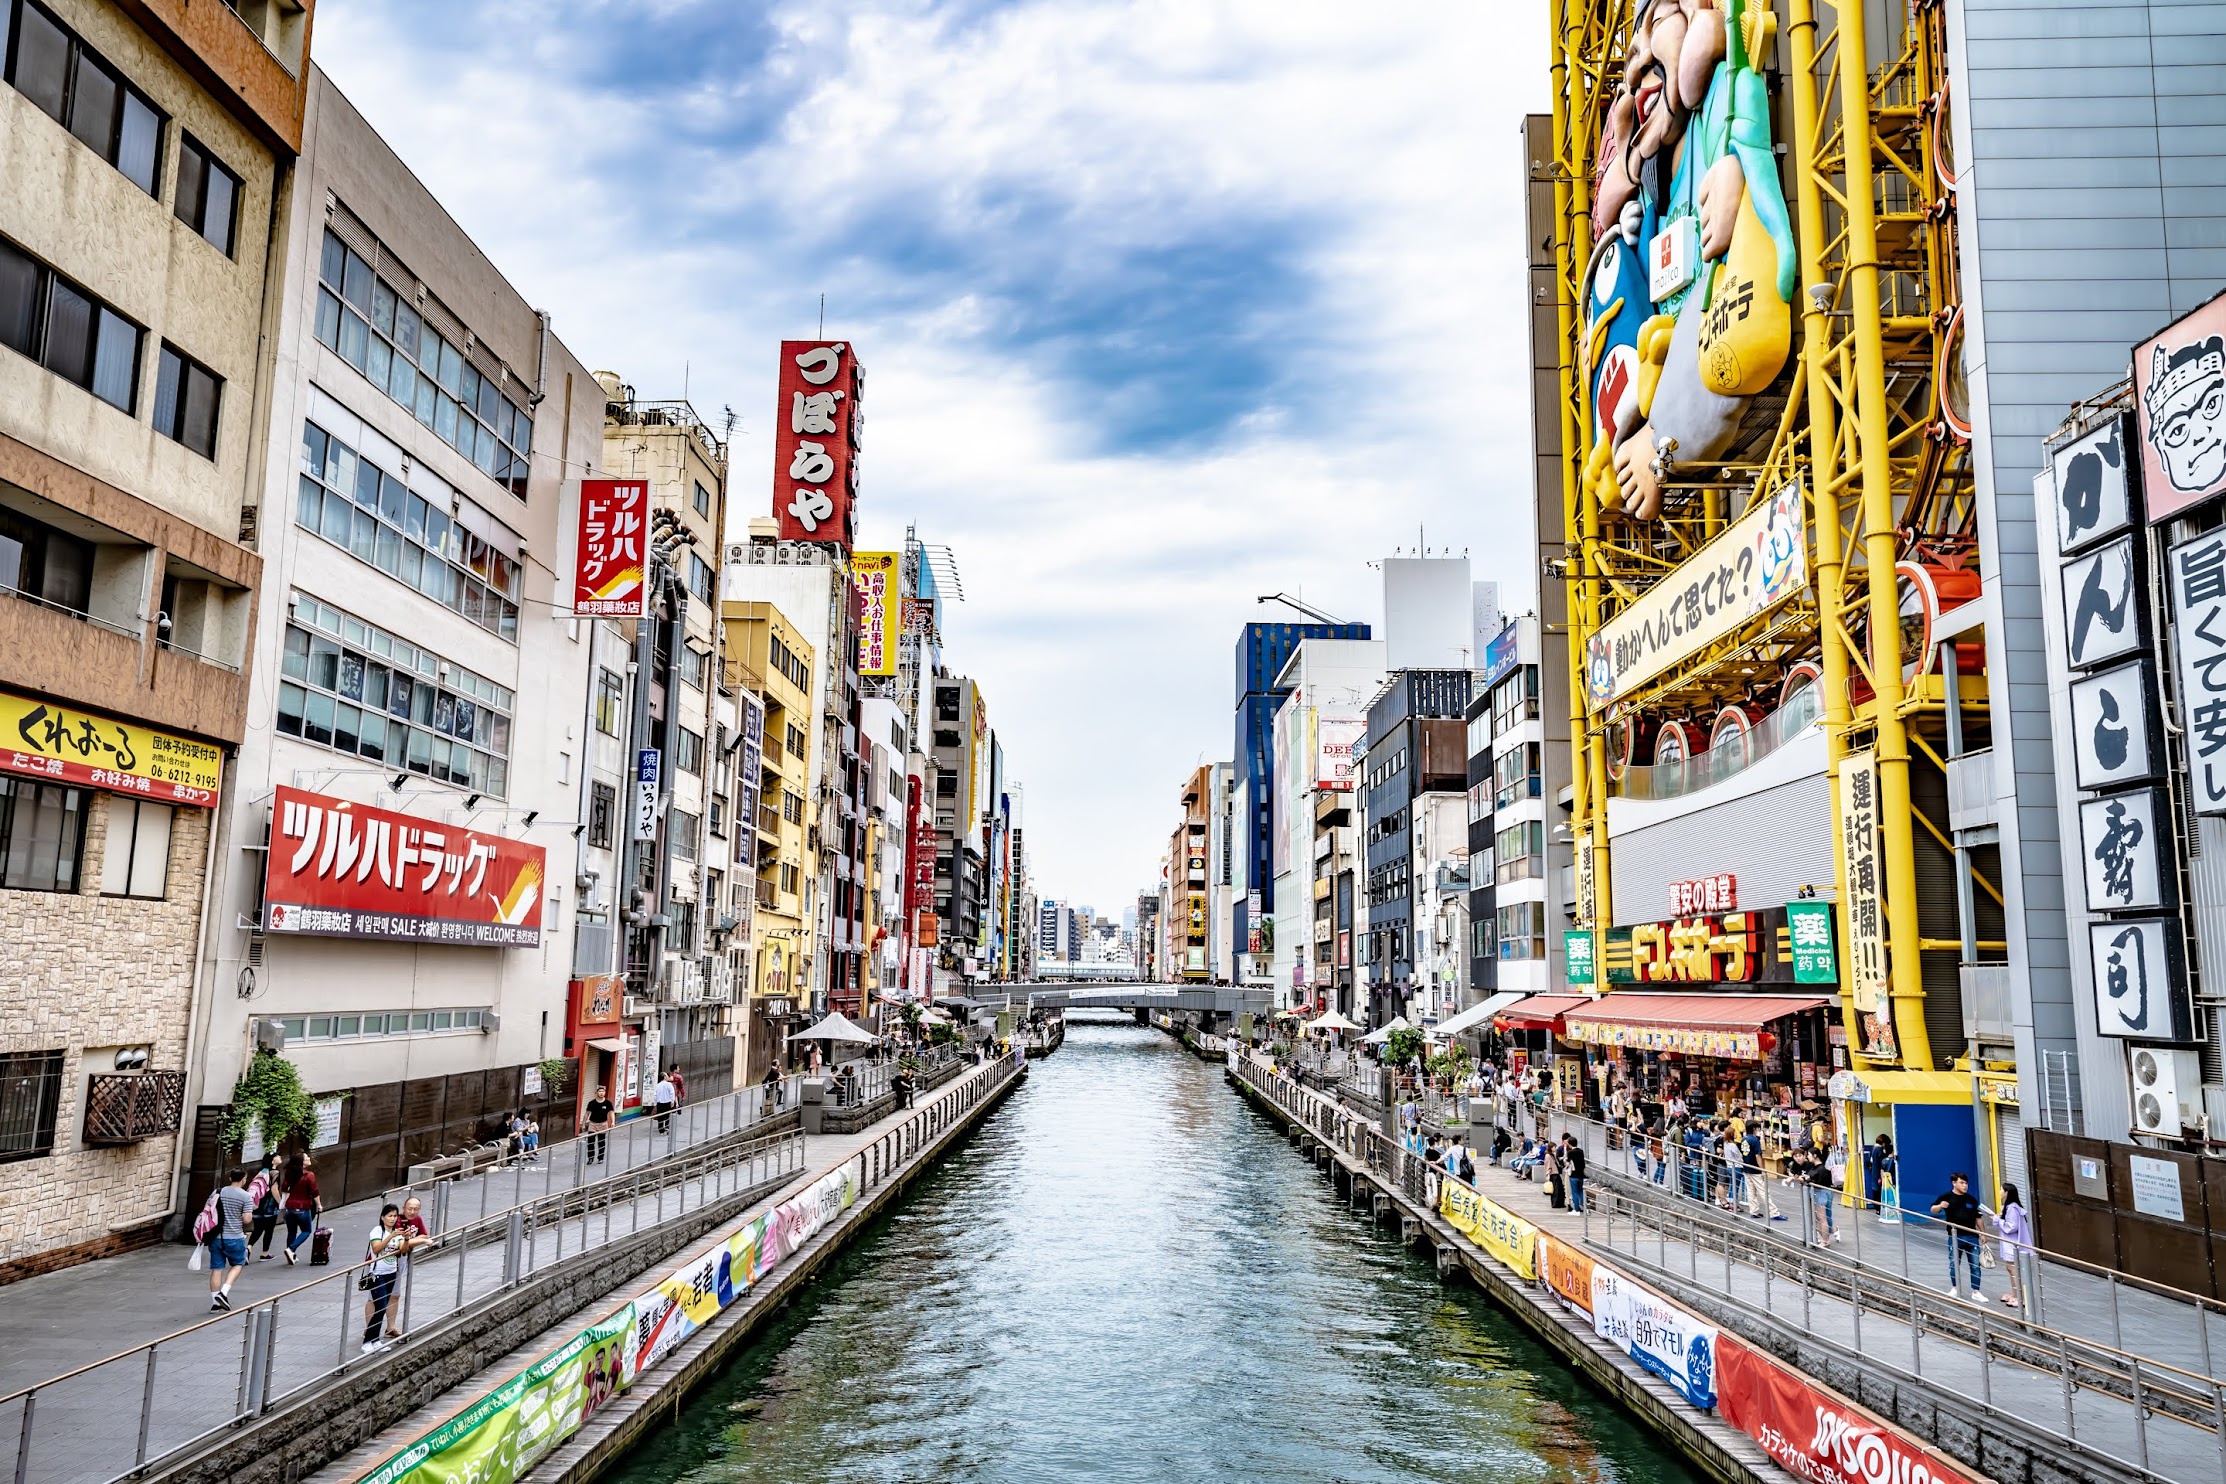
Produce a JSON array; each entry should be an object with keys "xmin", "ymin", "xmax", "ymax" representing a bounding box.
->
[
  {"xmin": 1173, "ymin": 765, "xmax": 1214, "ymax": 980},
  {"xmin": 1268, "ymin": 636, "xmax": 1385, "ymax": 1009},
  {"xmin": 0, "ymin": 0, "xmax": 316, "ymax": 1275},
  {"xmin": 195, "ymin": 68, "xmax": 603, "ymax": 1215},
  {"xmin": 1233, "ymin": 619, "xmax": 1368, "ymax": 985},
  {"xmin": 592, "ymin": 375, "xmax": 735, "ymax": 1099},
  {"xmin": 718, "ymin": 599, "xmax": 815, "ymax": 1078},
  {"xmin": 926, "ymin": 671, "xmax": 985, "ymax": 984},
  {"xmin": 1358, "ymin": 670, "xmax": 1471, "ymax": 1026}
]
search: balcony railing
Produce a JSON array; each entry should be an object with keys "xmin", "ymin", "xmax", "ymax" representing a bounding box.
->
[{"xmin": 1615, "ymin": 709, "xmax": 1821, "ymax": 802}]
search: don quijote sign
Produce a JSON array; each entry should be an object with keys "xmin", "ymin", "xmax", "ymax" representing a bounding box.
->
[{"xmin": 264, "ymin": 785, "xmax": 545, "ymax": 947}]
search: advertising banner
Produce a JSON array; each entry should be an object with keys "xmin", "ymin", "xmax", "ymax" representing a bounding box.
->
[
  {"xmin": 1584, "ymin": 482, "xmax": 1808, "ymax": 709},
  {"xmin": 359, "ymin": 1308, "xmax": 636, "ymax": 1484},
  {"xmin": 1786, "ymin": 900, "xmax": 1838, "ymax": 984},
  {"xmin": 572, "ymin": 479, "xmax": 649, "ymax": 616},
  {"xmin": 1715, "ymin": 1333, "xmax": 1978, "ymax": 1484},
  {"xmin": 1438, "ymin": 1178, "xmax": 1538, "ymax": 1279},
  {"xmin": 1538, "ymin": 1231, "xmax": 1594, "ymax": 1316},
  {"xmin": 2168, "ymin": 530, "xmax": 2226, "ymax": 813},
  {"xmin": 1316, "ymin": 714, "xmax": 1363, "ymax": 792},
  {"xmin": 264, "ymin": 786, "xmax": 545, "ymax": 946},
  {"xmin": 1481, "ymin": 620, "xmax": 1523, "ymax": 689},
  {"xmin": 852, "ymin": 551, "xmax": 900, "ymax": 676},
  {"xmin": 1836, "ymin": 751, "xmax": 1888, "ymax": 1015},
  {"xmin": 773, "ymin": 340, "xmax": 863, "ymax": 546},
  {"xmin": 1591, "ymin": 1265, "xmax": 1717, "ymax": 1409},
  {"xmin": 0, "ymin": 687, "xmax": 222, "ymax": 806},
  {"xmin": 631, "ymin": 748, "xmax": 660, "ymax": 844}
]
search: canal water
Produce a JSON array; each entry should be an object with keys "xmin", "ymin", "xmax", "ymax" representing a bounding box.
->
[{"xmin": 605, "ymin": 1016, "xmax": 1698, "ymax": 1483}]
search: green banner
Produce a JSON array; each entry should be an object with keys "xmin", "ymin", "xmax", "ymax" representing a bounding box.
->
[
  {"xmin": 1563, "ymin": 930, "xmax": 1596, "ymax": 985},
  {"xmin": 360, "ymin": 1308, "xmax": 636, "ymax": 1484},
  {"xmin": 1786, "ymin": 900, "xmax": 1838, "ymax": 984}
]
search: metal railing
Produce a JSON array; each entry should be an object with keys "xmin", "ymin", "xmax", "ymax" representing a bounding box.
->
[
  {"xmin": 379, "ymin": 1074, "xmax": 805, "ymax": 1226},
  {"xmin": 1234, "ymin": 1054, "xmax": 2226, "ymax": 1484},
  {"xmin": 850, "ymin": 1052, "xmax": 1025, "ymax": 1195},
  {"xmin": 0, "ymin": 1126, "xmax": 806, "ymax": 1484}
]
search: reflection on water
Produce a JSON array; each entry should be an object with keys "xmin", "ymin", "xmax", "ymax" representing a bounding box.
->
[{"xmin": 605, "ymin": 1017, "xmax": 1699, "ymax": 1483}]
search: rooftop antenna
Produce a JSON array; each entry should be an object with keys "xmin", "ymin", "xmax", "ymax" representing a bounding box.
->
[{"xmin": 818, "ymin": 294, "xmax": 826, "ymax": 337}]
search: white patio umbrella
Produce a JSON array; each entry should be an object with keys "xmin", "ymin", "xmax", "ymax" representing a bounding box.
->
[
  {"xmin": 786, "ymin": 1010, "xmax": 878, "ymax": 1045},
  {"xmin": 1361, "ymin": 1015, "xmax": 1411, "ymax": 1045},
  {"xmin": 1305, "ymin": 1009, "xmax": 1363, "ymax": 1034}
]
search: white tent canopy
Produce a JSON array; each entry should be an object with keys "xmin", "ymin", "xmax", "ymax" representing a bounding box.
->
[
  {"xmin": 787, "ymin": 1010, "xmax": 877, "ymax": 1045},
  {"xmin": 1361, "ymin": 1015, "xmax": 1411, "ymax": 1045},
  {"xmin": 1428, "ymin": 991, "xmax": 1529, "ymax": 1040},
  {"xmin": 1305, "ymin": 1009, "xmax": 1363, "ymax": 1034}
]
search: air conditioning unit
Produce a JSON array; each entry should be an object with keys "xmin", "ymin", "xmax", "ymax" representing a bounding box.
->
[
  {"xmin": 726, "ymin": 543, "xmax": 747, "ymax": 565},
  {"xmin": 2128, "ymin": 1046, "xmax": 2202, "ymax": 1134},
  {"xmin": 623, "ymin": 994, "xmax": 654, "ymax": 1019},
  {"xmin": 252, "ymin": 1017, "xmax": 287, "ymax": 1052}
]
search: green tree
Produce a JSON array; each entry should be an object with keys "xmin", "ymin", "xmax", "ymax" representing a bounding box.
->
[
  {"xmin": 220, "ymin": 1050, "xmax": 321, "ymax": 1156},
  {"xmin": 1385, "ymin": 1025, "xmax": 1425, "ymax": 1069}
]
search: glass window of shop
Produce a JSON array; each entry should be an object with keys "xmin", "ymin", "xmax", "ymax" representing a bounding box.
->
[
  {"xmin": 1494, "ymin": 819, "xmax": 1543, "ymax": 884},
  {"xmin": 1492, "ymin": 742, "xmax": 1541, "ymax": 809},
  {"xmin": 297, "ymin": 420, "xmax": 521, "ymax": 642},
  {"xmin": 273, "ymin": 591, "xmax": 513, "ymax": 797},
  {"xmin": 1490, "ymin": 666, "xmax": 1537, "ymax": 738}
]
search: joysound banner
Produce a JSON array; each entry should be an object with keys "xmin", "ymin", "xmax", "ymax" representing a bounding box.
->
[{"xmin": 1715, "ymin": 1332, "xmax": 1978, "ymax": 1484}]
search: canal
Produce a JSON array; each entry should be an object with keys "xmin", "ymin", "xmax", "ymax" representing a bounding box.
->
[{"xmin": 605, "ymin": 1016, "xmax": 1699, "ymax": 1483}]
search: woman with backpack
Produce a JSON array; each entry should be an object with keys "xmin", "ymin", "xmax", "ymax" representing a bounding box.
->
[{"xmin": 248, "ymin": 1153, "xmax": 286, "ymax": 1260}]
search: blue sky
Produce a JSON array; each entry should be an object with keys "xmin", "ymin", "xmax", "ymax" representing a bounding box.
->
[{"xmin": 321, "ymin": 0, "xmax": 1550, "ymax": 915}]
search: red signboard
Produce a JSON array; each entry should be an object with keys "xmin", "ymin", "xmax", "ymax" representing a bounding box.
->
[
  {"xmin": 573, "ymin": 479, "xmax": 649, "ymax": 615},
  {"xmin": 772, "ymin": 341, "xmax": 862, "ymax": 546},
  {"xmin": 264, "ymin": 785, "xmax": 546, "ymax": 947},
  {"xmin": 1715, "ymin": 1334, "xmax": 1978, "ymax": 1484}
]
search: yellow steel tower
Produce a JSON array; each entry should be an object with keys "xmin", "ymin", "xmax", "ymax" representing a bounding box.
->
[{"xmin": 1548, "ymin": 1, "xmax": 1985, "ymax": 1085}]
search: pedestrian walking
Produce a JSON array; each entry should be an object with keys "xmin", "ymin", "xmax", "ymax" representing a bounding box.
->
[
  {"xmin": 584, "ymin": 1085, "xmax": 615, "ymax": 1165},
  {"xmin": 652, "ymin": 1071, "xmax": 676, "ymax": 1133},
  {"xmin": 199, "ymin": 1168, "xmax": 253, "ymax": 1310},
  {"xmin": 249, "ymin": 1154, "xmax": 285, "ymax": 1260},
  {"xmin": 361, "ymin": 1206, "xmax": 410, "ymax": 1353},
  {"xmin": 1931, "ymin": 1172, "xmax": 1985, "ymax": 1299},
  {"xmin": 892, "ymin": 1068, "xmax": 913, "ymax": 1109},
  {"xmin": 1805, "ymin": 1153, "xmax": 1838, "ymax": 1245},
  {"xmin": 668, "ymin": 1066, "xmax": 686, "ymax": 1108},
  {"xmin": 1993, "ymin": 1182, "xmax": 2031, "ymax": 1308},
  {"xmin": 1561, "ymin": 1133, "xmax": 1587, "ymax": 1213},
  {"xmin": 763, "ymin": 1064, "xmax": 784, "ymax": 1109},
  {"xmin": 281, "ymin": 1153, "xmax": 323, "ymax": 1263}
]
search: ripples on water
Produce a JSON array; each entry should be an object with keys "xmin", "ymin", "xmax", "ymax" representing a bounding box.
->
[{"xmin": 606, "ymin": 1017, "xmax": 1699, "ymax": 1484}]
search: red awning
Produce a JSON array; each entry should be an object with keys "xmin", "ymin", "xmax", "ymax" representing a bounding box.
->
[
  {"xmin": 1493, "ymin": 994, "xmax": 1595, "ymax": 1029},
  {"xmin": 1561, "ymin": 992, "xmax": 1834, "ymax": 1060}
]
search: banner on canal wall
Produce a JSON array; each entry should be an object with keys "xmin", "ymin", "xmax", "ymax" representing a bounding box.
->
[
  {"xmin": 1537, "ymin": 1231, "xmax": 1594, "ymax": 1317},
  {"xmin": 358, "ymin": 1308, "xmax": 637, "ymax": 1484},
  {"xmin": 1438, "ymin": 1177, "xmax": 1538, "ymax": 1279},
  {"xmin": 1590, "ymin": 1264, "xmax": 1718, "ymax": 1409},
  {"xmin": 1716, "ymin": 1334, "xmax": 1979, "ymax": 1484},
  {"xmin": 359, "ymin": 1155, "xmax": 864, "ymax": 1484}
]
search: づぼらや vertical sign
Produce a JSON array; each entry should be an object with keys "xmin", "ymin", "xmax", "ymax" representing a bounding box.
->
[
  {"xmin": 773, "ymin": 341, "xmax": 863, "ymax": 546},
  {"xmin": 574, "ymin": 480, "xmax": 649, "ymax": 616}
]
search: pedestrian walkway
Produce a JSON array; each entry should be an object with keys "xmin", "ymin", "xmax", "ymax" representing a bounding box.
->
[
  {"xmin": 0, "ymin": 1076, "xmax": 802, "ymax": 1408},
  {"xmin": 1353, "ymin": 1085, "xmax": 2226, "ymax": 1484}
]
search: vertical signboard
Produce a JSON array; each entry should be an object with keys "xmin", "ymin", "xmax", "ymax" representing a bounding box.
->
[
  {"xmin": 1563, "ymin": 930, "xmax": 1596, "ymax": 985},
  {"xmin": 2089, "ymin": 918, "xmax": 2195, "ymax": 1040},
  {"xmin": 736, "ymin": 693, "xmax": 764, "ymax": 944},
  {"xmin": 852, "ymin": 551, "xmax": 900, "ymax": 676},
  {"xmin": 1836, "ymin": 751, "xmax": 1888, "ymax": 1015},
  {"xmin": 574, "ymin": 479, "xmax": 649, "ymax": 616},
  {"xmin": 772, "ymin": 341, "xmax": 863, "ymax": 547},
  {"xmin": 1315, "ymin": 715, "xmax": 1363, "ymax": 791},
  {"xmin": 1785, "ymin": 900, "xmax": 1837, "ymax": 984},
  {"xmin": 2169, "ymin": 529, "xmax": 2226, "ymax": 813},
  {"xmin": 1574, "ymin": 834, "xmax": 1597, "ymax": 927},
  {"xmin": 631, "ymin": 749, "xmax": 661, "ymax": 843}
]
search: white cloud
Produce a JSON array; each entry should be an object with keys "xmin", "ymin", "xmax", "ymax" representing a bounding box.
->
[{"xmin": 316, "ymin": 0, "xmax": 1550, "ymax": 914}]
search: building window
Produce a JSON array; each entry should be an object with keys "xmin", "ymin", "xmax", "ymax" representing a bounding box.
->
[
  {"xmin": 313, "ymin": 226, "xmax": 533, "ymax": 498},
  {"xmin": 782, "ymin": 789, "xmax": 803, "ymax": 825},
  {"xmin": 670, "ymin": 898, "xmax": 697, "ymax": 953},
  {"xmin": 1494, "ymin": 820, "xmax": 1544, "ymax": 885},
  {"xmin": 99, "ymin": 796, "xmax": 171, "ymax": 899},
  {"xmin": 272, "ymin": 1008, "xmax": 487, "ymax": 1044},
  {"xmin": 688, "ymin": 551, "xmax": 716, "ymax": 605},
  {"xmin": 297, "ymin": 420, "xmax": 522, "ymax": 641},
  {"xmin": 594, "ymin": 668, "xmax": 624, "ymax": 736},
  {"xmin": 671, "ymin": 809, "xmax": 698, "ymax": 861},
  {"xmin": 682, "ymin": 647, "xmax": 711, "ymax": 693},
  {"xmin": 0, "ymin": 1048, "xmax": 65, "ymax": 1164},
  {"xmin": 3, "ymin": 2, "xmax": 164, "ymax": 195},
  {"xmin": 1491, "ymin": 666, "xmax": 1540, "ymax": 738},
  {"xmin": 1492, "ymin": 742, "xmax": 1541, "ymax": 810},
  {"xmin": 273, "ymin": 590, "xmax": 514, "ymax": 796},
  {"xmin": 1471, "ymin": 917, "xmax": 1496, "ymax": 959},
  {"xmin": 1496, "ymin": 902, "xmax": 1546, "ymax": 961},
  {"xmin": 0, "ymin": 778, "xmax": 86, "ymax": 892},
  {"xmin": 173, "ymin": 134, "xmax": 240, "ymax": 257},
  {"xmin": 153, "ymin": 344, "xmax": 222, "ymax": 459},
  {"xmin": 588, "ymin": 781, "xmax": 616, "ymax": 850},
  {"xmin": 693, "ymin": 480, "xmax": 712, "ymax": 517},
  {"xmin": 0, "ymin": 503, "xmax": 93, "ymax": 614},
  {"xmin": 0, "ymin": 234, "xmax": 143, "ymax": 412},
  {"xmin": 674, "ymin": 727, "xmax": 704, "ymax": 776},
  {"xmin": 779, "ymin": 861, "xmax": 799, "ymax": 895}
]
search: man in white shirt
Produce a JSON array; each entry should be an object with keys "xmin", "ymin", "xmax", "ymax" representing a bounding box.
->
[{"xmin": 652, "ymin": 1072, "xmax": 676, "ymax": 1133}]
